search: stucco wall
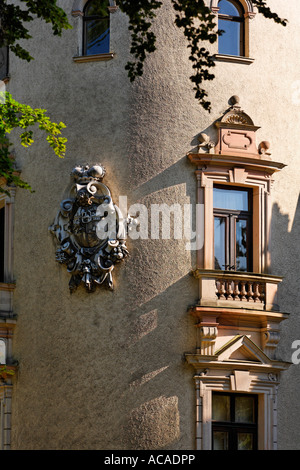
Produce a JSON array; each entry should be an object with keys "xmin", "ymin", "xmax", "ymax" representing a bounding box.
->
[{"xmin": 5, "ymin": 0, "xmax": 300, "ymax": 449}]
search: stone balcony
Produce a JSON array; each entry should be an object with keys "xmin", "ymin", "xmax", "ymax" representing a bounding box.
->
[
  {"xmin": 192, "ymin": 269, "xmax": 282, "ymax": 312},
  {"xmin": 190, "ymin": 269, "xmax": 288, "ymax": 359}
]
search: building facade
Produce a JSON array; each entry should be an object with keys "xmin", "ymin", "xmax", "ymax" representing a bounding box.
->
[{"xmin": 0, "ymin": 0, "xmax": 300, "ymax": 450}]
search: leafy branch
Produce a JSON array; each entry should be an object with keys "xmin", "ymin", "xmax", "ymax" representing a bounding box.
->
[
  {"xmin": 0, "ymin": 0, "xmax": 72, "ymax": 62},
  {"xmin": 0, "ymin": 365, "xmax": 16, "ymax": 380},
  {"xmin": 0, "ymin": 92, "xmax": 67, "ymax": 194}
]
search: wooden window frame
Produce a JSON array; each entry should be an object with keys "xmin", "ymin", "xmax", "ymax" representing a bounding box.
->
[{"xmin": 213, "ymin": 185, "xmax": 253, "ymax": 272}]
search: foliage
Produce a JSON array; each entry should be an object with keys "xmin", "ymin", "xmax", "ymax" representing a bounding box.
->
[
  {"xmin": 0, "ymin": 0, "xmax": 72, "ymax": 62},
  {"xmin": 0, "ymin": 365, "xmax": 15, "ymax": 379},
  {"xmin": 0, "ymin": 1, "xmax": 70, "ymax": 193},
  {"xmin": 0, "ymin": 0, "xmax": 288, "ymax": 113},
  {"xmin": 118, "ymin": 0, "xmax": 288, "ymax": 111},
  {"xmin": 0, "ymin": 92, "xmax": 67, "ymax": 194},
  {"xmin": 0, "ymin": 0, "xmax": 288, "ymax": 193}
]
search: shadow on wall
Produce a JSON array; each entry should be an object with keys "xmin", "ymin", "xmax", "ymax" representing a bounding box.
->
[
  {"xmin": 270, "ymin": 195, "xmax": 300, "ymax": 449},
  {"xmin": 115, "ymin": 273, "xmax": 197, "ymax": 450},
  {"xmin": 270, "ymin": 197, "xmax": 300, "ymax": 327}
]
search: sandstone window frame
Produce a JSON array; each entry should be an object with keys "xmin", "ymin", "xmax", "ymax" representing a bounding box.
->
[
  {"xmin": 0, "ymin": 185, "xmax": 16, "ymax": 451},
  {"xmin": 186, "ymin": 97, "xmax": 290, "ymax": 450},
  {"xmin": 211, "ymin": 0, "xmax": 255, "ymax": 64},
  {"xmin": 189, "ymin": 367, "xmax": 285, "ymax": 450},
  {"xmin": 72, "ymin": 0, "xmax": 118, "ymax": 63},
  {"xmin": 0, "ymin": 185, "xmax": 16, "ymax": 318}
]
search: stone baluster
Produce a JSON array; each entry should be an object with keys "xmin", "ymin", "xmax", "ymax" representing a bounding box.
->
[
  {"xmin": 226, "ymin": 281, "xmax": 233, "ymax": 300},
  {"xmin": 247, "ymin": 282, "xmax": 254, "ymax": 301},
  {"xmin": 253, "ymin": 282, "xmax": 261, "ymax": 302},
  {"xmin": 233, "ymin": 280, "xmax": 240, "ymax": 300},
  {"xmin": 240, "ymin": 281, "xmax": 247, "ymax": 300},
  {"xmin": 217, "ymin": 280, "xmax": 226, "ymax": 299}
]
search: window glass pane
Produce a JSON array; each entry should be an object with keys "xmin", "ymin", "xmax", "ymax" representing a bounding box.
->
[
  {"xmin": 0, "ymin": 46, "xmax": 8, "ymax": 81},
  {"xmin": 213, "ymin": 431, "xmax": 229, "ymax": 450},
  {"xmin": 218, "ymin": 19, "xmax": 241, "ymax": 56},
  {"xmin": 238, "ymin": 432, "xmax": 254, "ymax": 450},
  {"xmin": 212, "ymin": 394, "xmax": 230, "ymax": 421},
  {"xmin": 236, "ymin": 218, "xmax": 248, "ymax": 271},
  {"xmin": 213, "ymin": 187, "xmax": 248, "ymax": 211},
  {"xmin": 235, "ymin": 396, "xmax": 255, "ymax": 423},
  {"xmin": 85, "ymin": 0, "xmax": 109, "ymax": 17},
  {"xmin": 0, "ymin": 207, "xmax": 4, "ymax": 282},
  {"xmin": 214, "ymin": 217, "xmax": 226, "ymax": 270},
  {"xmin": 218, "ymin": 0, "xmax": 240, "ymax": 16},
  {"xmin": 86, "ymin": 18, "xmax": 110, "ymax": 54}
]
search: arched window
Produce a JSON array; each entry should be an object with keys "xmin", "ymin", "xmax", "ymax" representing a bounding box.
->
[
  {"xmin": 218, "ymin": 0, "xmax": 245, "ymax": 56},
  {"xmin": 83, "ymin": 0, "xmax": 110, "ymax": 56}
]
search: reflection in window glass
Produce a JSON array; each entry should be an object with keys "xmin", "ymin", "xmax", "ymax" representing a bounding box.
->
[
  {"xmin": 213, "ymin": 187, "xmax": 249, "ymax": 211},
  {"xmin": 212, "ymin": 394, "xmax": 230, "ymax": 422},
  {"xmin": 218, "ymin": 19, "xmax": 241, "ymax": 56},
  {"xmin": 235, "ymin": 396, "xmax": 255, "ymax": 423},
  {"xmin": 218, "ymin": 0, "xmax": 239, "ymax": 15},
  {"xmin": 218, "ymin": 0, "xmax": 244, "ymax": 56},
  {"xmin": 238, "ymin": 433, "xmax": 253, "ymax": 450},
  {"xmin": 213, "ymin": 431, "xmax": 229, "ymax": 450},
  {"xmin": 214, "ymin": 217, "xmax": 226, "ymax": 270},
  {"xmin": 236, "ymin": 218, "xmax": 248, "ymax": 272}
]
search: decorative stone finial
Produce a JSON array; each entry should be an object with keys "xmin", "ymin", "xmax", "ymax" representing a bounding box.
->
[{"xmin": 229, "ymin": 95, "xmax": 240, "ymax": 108}]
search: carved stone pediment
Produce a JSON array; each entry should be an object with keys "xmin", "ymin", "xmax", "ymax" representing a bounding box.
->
[
  {"xmin": 50, "ymin": 164, "xmax": 129, "ymax": 293},
  {"xmin": 214, "ymin": 335, "xmax": 270, "ymax": 363},
  {"xmin": 214, "ymin": 96, "xmax": 271, "ymax": 158}
]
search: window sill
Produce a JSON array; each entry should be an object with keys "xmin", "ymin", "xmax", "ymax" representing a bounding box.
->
[
  {"xmin": 73, "ymin": 53, "xmax": 115, "ymax": 63},
  {"xmin": 214, "ymin": 54, "xmax": 254, "ymax": 65}
]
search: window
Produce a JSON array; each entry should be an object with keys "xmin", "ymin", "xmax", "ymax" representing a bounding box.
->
[
  {"xmin": 213, "ymin": 185, "xmax": 252, "ymax": 272},
  {"xmin": 218, "ymin": 0, "xmax": 245, "ymax": 56},
  {"xmin": 212, "ymin": 392, "xmax": 258, "ymax": 450},
  {"xmin": 83, "ymin": 0, "xmax": 110, "ymax": 56},
  {"xmin": 0, "ymin": 206, "xmax": 4, "ymax": 282},
  {"xmin": 0, "ymin": 44, "xmax": 9, "ymax": 82}
]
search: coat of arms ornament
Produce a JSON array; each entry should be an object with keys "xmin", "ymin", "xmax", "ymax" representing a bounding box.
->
[{"xmin": 50, "ymin": 164, "xmax": 129, "ymax": 293}]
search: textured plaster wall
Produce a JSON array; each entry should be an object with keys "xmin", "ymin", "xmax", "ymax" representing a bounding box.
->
[{"xmin": 5, "ymin": 0, "xmax": 300, "ymax": 449}]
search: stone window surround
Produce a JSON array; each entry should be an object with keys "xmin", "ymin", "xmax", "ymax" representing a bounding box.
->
[
  {"xmin": 0, "ymin": 186, "xmax": 16, "ymax": 451},
  {"xmin": 210, "ymin": 0, "xmax": 255, "ymax": 64},
  {"xmin": 189, "ymin": 368, "xmax": 283, "ymax": 450},
  {"xmin": 186, "ymin": 97, "xmax": 290, "ymax": 450},
  {"xmin": 0, "ymin": 188, "xmax": 15, "ymax": 311},
  {"xmin": 71, "ymin": 0, "xmax": 118, "ymax": 62}
]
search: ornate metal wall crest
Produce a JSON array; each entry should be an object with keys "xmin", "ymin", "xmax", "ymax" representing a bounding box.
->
[{"xmin": 50, "ymin": 164, "xmax": 129, "ymax": 293}]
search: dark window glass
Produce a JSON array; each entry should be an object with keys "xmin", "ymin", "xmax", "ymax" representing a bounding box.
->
[
  {"xmin": 0, "ymin": 46, "xmax": 8, "ymax": 81},
  {"xmin": 83, "ymin": 0, "xmax": 110, "ymax": 55},
  {"xmin": 218, "ymin": 0, "xmax": 244, "ymax": 56},
  {"xmin": 212, "ymin": 393, "xmax": 258, "ymax": 450},
  {"xmin": 213, "ymin": 185, "xmax": 252, "ymax": 272},
  {"xmin": 236, "ymin": 218, "xmax": 248, "ymax": 271},
  {"xmin": 0, "ymin": 207, "xmax": 4, "ymax": 282}
]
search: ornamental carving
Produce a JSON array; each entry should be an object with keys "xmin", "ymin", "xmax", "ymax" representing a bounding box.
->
[{"xmin": 50, "ymin": 164, "xmax": 129, "ymax": 293}]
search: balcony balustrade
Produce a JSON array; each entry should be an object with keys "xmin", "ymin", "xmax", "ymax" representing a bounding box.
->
[{"xmin": 193, "ymin": 269, "xmax": 282, "ymax": 312}]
